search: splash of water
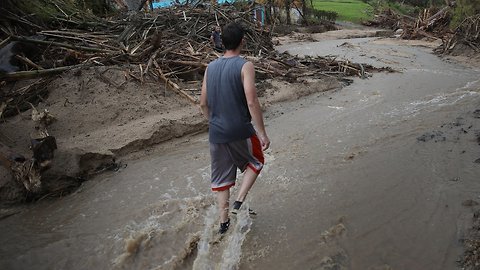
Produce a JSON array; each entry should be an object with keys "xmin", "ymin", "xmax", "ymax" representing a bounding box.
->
[
  {"xmin": 192, "ymin": 206, "xmax": 218, "ymax": 270},
  {"xmin": 218, "ymin": 204, "xmax": 253, "ymax": 270},
  {"xmin": 192, "ymin": 203, "xmax": 253, "ymax": 270}
]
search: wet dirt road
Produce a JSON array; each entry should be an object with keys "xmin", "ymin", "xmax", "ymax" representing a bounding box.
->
[{"xmin": 1, "ymin": 37, "xmax": 480, "ymax": 270}]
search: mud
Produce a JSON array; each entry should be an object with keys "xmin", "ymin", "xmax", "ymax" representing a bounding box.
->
[{"xmin": 1, "ymin": 30, "xmax": 480, "ymax": 270}]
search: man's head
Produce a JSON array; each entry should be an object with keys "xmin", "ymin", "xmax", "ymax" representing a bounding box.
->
[{"xmin": 221, "ymin": 22, "xmax": 245, "ymax": 51}]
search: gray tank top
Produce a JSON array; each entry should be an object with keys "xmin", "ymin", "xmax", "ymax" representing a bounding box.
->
[{"xmin": 206, "ymin": 56, "xmax": 256, "ymax": 143}]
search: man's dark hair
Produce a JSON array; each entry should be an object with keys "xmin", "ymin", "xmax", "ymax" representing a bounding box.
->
[{"xmin": 221, "ymin": 22, "xmax": 244, "ymax": 50}]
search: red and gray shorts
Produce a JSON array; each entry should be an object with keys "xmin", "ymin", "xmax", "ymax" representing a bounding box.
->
[{"xmin": 210, "ymin": 134, "xmax": 264, "ymax": 191}]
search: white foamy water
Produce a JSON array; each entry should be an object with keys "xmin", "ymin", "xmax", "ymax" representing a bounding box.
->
[
  {"xmin": 111, "ymin": 196, "xmax": 214, "ymax": 270},
  {"xmin": 385, "ymin": 80, "xmax": 480, "ymax": 119},
  {"xmin": 192, "ymin": 206, "xmax": 218, "ymax": 270},
  {"xmin": 192, "ymin": 203, "xmax": 253, "ymax": 270},
  {"xmin": 218, "ymin": 206, "xmax": 252, "ymax": 270}
]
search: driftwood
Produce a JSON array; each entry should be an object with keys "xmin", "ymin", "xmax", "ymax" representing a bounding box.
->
[{"xmin": 437, "ymin": 14, "xmax": 480, "ymax": 54}]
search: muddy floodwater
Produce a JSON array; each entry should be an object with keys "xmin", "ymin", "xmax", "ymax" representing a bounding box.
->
[{"xmin": 1, "ymin": 37, "xmax": 480, "ymax": 270}]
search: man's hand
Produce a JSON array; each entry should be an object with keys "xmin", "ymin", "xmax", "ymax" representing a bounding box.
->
[{"xmin": 258, "ymin": 133, "xmax": 270, "ymax": 151}]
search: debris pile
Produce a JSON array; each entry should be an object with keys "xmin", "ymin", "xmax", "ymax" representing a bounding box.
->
[
  {"xmin": 437, "ymin": 14, "xmax": 480, "ymax": 54},
  {"xmin": 365, "ymin": 4, "xmax": 479, "ymax": 55},
  {"xmin": 255, "ymin": 53, "xmax": 395, "ymax": 82},
  {"xmin": 363, "ymin": 8, "xmax": 404, "ymax": 30},
  {"xmin": 364, "ymin": 5, "xmax": 452, "ymax": 40},
  {"xmin": 0, "ymin": 5, "xmax": 390, "ymax": 115}
]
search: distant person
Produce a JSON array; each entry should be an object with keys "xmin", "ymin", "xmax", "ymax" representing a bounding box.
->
[
  {"xmin": 210, "ymin": 26, "xmax": 223, "ymax": 52},
  {"xmin": 200, "ymin": 22, "xmax": 270, "ymax": 234}
]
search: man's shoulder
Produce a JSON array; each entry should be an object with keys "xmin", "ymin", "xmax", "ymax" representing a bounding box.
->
[
  {"xmin": 208, "ymin": 58, "xmax": 221, "ymax": 67},
  {"xmin": 208, "ymin": 56, "xmax": 248, "ymax": 68}
]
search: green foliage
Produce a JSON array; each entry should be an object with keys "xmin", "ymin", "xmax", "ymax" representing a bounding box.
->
[
  {"xmin": 386, "ymin": 0, "xmax": 421, "ymax": 15},
  {"xmin": 311, "ymin": 0, "xmax": 374, "ymax": 22},
  {"xmin": 365, "ymin": 0, "xmax": 420, "ymax": 16},
  {"xmin": 451, "ymin": 0, "xmax": 480, "ymax": 27},
  {"xmin": 309, "ymin": 8, "xmax": 338, "ymax": 22}
]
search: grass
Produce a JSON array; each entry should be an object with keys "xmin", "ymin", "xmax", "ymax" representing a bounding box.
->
[{"xmin": 311, "ymin": 0, "xmax": 374, "ymax": 23}]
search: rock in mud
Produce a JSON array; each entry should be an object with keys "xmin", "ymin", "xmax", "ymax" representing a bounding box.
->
[
  {"xmin": 462, "ymin": 200, "xmax": 479, "ymax": 207},
  {"xmin": 416, "ymin": 131, "xmax": 445, "ymax": 142},
  {"xmin": 318, "ymin": 251, "xmax": 349, "ymax": 270},
  {"xmin": 459, "ymin": 210, "xmax": 480, "ymax": 269},
  {"xmin": 472, "ymin": 109, "xmax": 480, "ymax": 118}
]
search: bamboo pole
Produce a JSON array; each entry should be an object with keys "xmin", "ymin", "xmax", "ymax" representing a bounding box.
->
[
  {"xmin": 153, "ymin": 60, "xmax": 197, "ymax": 104},
  {"xmin": 0, "ymin": 64, "xmax": 87, "ymax": 80},
  {"xmin": 11, "ymin": 35, "xmax": 116, "ymax": 53},
  {"xmin": 0, "ymin": 36, "xmax": 11, "ymax": 49},
  {"xmin": 14, "ymin": 55, "xmax": 44, "ymax": 70},
  {"xmin": 163, "ymin": 60, "xmax": 207, "ymax": 68}
]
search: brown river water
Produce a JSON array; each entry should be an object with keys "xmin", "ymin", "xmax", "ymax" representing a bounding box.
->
[{"xmin": 1, "ymin": 37, "xmax": 480, "ymax": 270}]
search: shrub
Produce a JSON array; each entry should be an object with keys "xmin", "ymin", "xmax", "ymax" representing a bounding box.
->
[{"xmin": 451, "ymin": 0, "xmax": 480, "ymax": 27}]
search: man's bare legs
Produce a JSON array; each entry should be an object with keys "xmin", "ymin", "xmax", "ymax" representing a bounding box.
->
[
  {"xmin": 216, "ymin": 189, "xmax": 230, "ymax": 223},
  {"xmin": 236, "ymin": 167, "xmax": 259, "ymax": 203},
  {"xmin": 216, "ymin": 168, "xmax": 259, "ymax": 221},
  {"xmin": 216, "ymin": 167, "xmax": 259, "ymax": 233}
]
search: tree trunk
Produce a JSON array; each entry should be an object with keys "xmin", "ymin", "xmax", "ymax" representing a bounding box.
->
[
  {"xmin": 285, "ymin": 0, "xmax": 291, "ymax": 25},
  {"xmin": 302, "ymin": 0, "xmax": 308, "ymax": 22},
  {"xmin": 266, "ymin": 0, "xmax": 273, "ymax": 24}
]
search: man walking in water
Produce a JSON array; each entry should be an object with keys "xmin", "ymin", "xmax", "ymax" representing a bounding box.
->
[{"xmin": 200, "ymin": 22, "xmax": 270, "ymax": 234}]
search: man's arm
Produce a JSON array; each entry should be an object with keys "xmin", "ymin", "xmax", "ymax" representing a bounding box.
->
[
  {"xmin": 200, "ymin": 67, "xmax": 209, "ymax": 120},
  {"xmin": 242, "ymin": 61, "xmax": 270, "ymax": 150}
]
